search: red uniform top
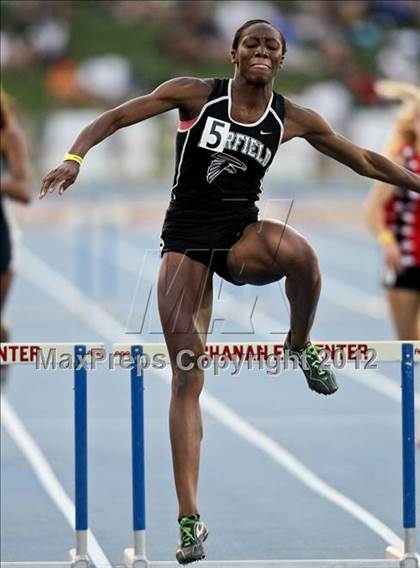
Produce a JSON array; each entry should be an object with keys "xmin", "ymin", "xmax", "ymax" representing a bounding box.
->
[{"xmin": 385, "ymin": 143, "xmax": 420, "ymax": 267}]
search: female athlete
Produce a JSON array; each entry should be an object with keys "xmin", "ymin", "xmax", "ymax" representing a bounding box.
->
[
  {"xmin": 1, "ymin": 90, "xmax": 32, "ymax": 389},
  {"xmin": 364, "ymin": 81, "xmax": 419, "ymax": 340},
  {"xmin": 39, "ymin": 20, "xmax": 420, "ymax": 564}
]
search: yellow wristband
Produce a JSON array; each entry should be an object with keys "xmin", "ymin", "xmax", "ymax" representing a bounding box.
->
[
  {"xmin": 64, "ymin": 153, "xmax": 83, "ymax": 166},
  {"xmin": 377, "ymin": 229, "xmax": 395, "ymax": 246}
]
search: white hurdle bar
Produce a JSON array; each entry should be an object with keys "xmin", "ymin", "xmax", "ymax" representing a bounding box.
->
[{"xmin": 1, "ymin": 341, "xmax": 418, "ymax": 568}]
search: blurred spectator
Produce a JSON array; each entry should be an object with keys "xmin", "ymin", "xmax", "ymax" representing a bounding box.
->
[
  {"xmin": 320, "ymin": 41, "xmax": 378, "ymax": 105},
  {"xmin": 111, "ymin": 0, "xmax": 172, "ymax": 23},
  {"xmin": 46, "ymin": 57, "xmax": 92, "ymax": 104},
  {"xmin": 76, "ymin": 55, "xmax": 133, "ymax": 103},
  {"xmin": 377, "ymin": 29, "xmax": 420, "ymax": 83},
  {"xmin": 341, "ymin": 70, "xmax": 378, "ymax": 105},
  {"xmin": 298, "ymin": 80, "xmax": 352, "ymax": 132},
  {"xmin": 0, "ymin": 30, "xmax": 35, "ymax": 69},
  {"xmin": 166, "ymin": 1, "xmax": 226, "ymax": 63},
  {"xmin": 1, "ymin": 0, "xmax": 71, "ymax": 68},
  {"xmin": 27, "ymin": 15, "xmax": 69, "ymax": 64},
  {"xmin": 370, "ymin": 0, "xmax": 420, "ymax": 24},
  {"xmin": 215, "ymin": 0, "xmax": 280, "ymax": 45}
]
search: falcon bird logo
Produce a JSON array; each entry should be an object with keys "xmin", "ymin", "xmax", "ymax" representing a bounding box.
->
[{"xmin": 206, "ymin": 152, "xmax": 247, "ymax": 184}]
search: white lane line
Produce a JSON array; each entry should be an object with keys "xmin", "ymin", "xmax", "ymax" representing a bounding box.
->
[
  {"xmin": 0, "ymin": 397, "xmax": 112, "ymax": 568},
  {"xmin": 18, "ymin": 245, "xmax": 408, "ymax": 553}
]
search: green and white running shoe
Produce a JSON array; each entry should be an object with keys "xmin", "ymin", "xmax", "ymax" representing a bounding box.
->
[
  {"xmin": 176, "ymin": 514, "xmax": 208, "ymax": 565},
  {"xmin": 284, "ymin": 333, "xmax": 338, "ymax": 395}
]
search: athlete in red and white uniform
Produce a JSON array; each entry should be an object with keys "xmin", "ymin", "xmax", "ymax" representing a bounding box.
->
[
  {"xmin": 365, "ymin": 87, "xmax": 420, "ymax": 340},
  {"xmin": 384, "ymin": 144, "xmax": 420, "ymax": 278}
]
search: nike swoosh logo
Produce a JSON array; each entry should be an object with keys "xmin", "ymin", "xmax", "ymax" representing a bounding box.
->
[{"xmin": 260, "ymin": 130, "xmax": 272, "ymax": 135}]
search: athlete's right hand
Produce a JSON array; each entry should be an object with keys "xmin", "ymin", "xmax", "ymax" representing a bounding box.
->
[
  {"xmin": 39, "ymin": 161, "xmax": 80, "ymax": 199},
  {"xmin": 383, "ymin": 241, "xmax": 403, "ymax": 273}
]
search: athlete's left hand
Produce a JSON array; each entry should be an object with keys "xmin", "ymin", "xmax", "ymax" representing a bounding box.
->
[{"xmin": 39, "ymin": 160, "xmax": 80, "ymax": 199}]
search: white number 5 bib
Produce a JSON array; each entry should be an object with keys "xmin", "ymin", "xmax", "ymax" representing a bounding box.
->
[{"xmin": 198, "ymin": 117, "xmax": 231, "ymax": 153}]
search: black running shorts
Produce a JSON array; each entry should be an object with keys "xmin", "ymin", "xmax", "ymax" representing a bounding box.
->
[
  {"xmin": 161, "ymin": 206, "xmax": 258, "ymax": 285},
  {"xmin": 383, "ymin": 266, "xmax": 420, "ymax": 292}
]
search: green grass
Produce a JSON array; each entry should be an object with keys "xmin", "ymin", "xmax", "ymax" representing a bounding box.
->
[{"xmin": 2, "ymin": 70, "xmax": 47, "ymax": 114}]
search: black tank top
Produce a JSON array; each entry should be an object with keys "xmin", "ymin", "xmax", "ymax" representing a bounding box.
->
[{"xmin": 165, "ymin": 78, "xmax": 285, "ymax": 226}]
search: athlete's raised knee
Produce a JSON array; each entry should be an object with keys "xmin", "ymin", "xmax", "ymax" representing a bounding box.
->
[{"xmin": 285, "ymin": 234, "xmax": 320, "ymax": 279}]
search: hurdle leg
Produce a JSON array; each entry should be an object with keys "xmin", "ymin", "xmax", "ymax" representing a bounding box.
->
[
  {"xmin": 401, "ymin": 343, "xmax": 418, "ymax": 568},
  {"xmin": 387, "ymin": 344, "xmax": 418, "ymax": 567},
  {"xmin": 124, "ymin": 346, "xmax": 150, "ymax": 568},
  {"xmin": 69, "ymin": 345, "xmax": 90, "ymax": 568}
]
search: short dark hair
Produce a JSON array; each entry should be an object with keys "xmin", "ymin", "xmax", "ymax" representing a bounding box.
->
[{"xmin": 231, "ymin": 19, "xmax": 287, "ymax": 54}]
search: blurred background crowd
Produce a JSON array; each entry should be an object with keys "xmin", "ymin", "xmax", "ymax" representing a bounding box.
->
[{"xmin": 1, "ymin": 0, "xmax": 419, "ymax": 184}]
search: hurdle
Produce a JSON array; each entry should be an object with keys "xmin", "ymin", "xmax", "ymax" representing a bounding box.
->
[
  {"xmin": 115, "ymin": 341, "xmax": 419, "ymax": 568},
  {"xmin": 1, "ymin": 340, "xmax": 418, "ymax": 567},
  {"xmin": 0, "ymin": 342, "xmax": 105, "ymax": 568}
]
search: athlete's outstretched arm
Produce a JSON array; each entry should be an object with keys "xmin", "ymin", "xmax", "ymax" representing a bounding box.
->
[
  {"xmin": 39, "ymin": 77, "xmax": 211, "ymax": 198},
  {"xmin": 283, "ymin": 99, "xmax": 420, "ymax": 193}
]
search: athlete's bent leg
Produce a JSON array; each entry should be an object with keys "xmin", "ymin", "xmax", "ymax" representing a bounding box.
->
[
  {"xmin": 227, "ymin": 220, "xmax": 321, "ymax": 348},
  {"xmin": 227, "ymin": 220, "xmax": 337, "ymax": 395},
  {"xmin": 158, "ymin": 252, "xmax": 213, "ymax": 518}
]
